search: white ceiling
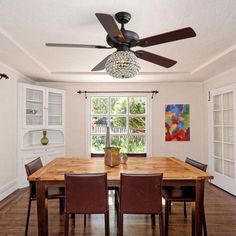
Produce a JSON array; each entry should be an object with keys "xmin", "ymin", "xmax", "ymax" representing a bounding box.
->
[{"xmin": 0, "ymin": 0, "xmax": 235, "ymax": 83}]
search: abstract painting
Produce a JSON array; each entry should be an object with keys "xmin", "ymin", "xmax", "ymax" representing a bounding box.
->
[{"xmin": 165, "ymin": 104, "xmax": 190, "ymax": 141}]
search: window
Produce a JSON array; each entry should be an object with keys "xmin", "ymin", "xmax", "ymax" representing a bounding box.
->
[{"xmin": 88, "ymin": 94, "xmax": 151, "ymax": 155}]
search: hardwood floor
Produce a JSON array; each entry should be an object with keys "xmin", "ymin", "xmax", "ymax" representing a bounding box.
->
[{"xmin": 0, "ymin": 182, "xmax": 236, "ymax": 236}]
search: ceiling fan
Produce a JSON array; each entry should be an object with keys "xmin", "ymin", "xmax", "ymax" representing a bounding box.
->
[{"xmin": 46, "ymin": 12, "xmax": 196, "ymax": 73}]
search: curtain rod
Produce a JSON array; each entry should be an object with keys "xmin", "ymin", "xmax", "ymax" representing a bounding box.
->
[
  {"xmin": 77, "ymin": 90, "xmax": 159, "ymax": 99},
  {"xmin": 0, "ymin": 73, "xmax": 9, "ymax": 80}
]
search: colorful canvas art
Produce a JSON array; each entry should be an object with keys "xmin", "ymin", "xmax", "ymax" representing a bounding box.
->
[{"xmin": 165, "ymin": 104, "xmax": 190, "ymax": 141}]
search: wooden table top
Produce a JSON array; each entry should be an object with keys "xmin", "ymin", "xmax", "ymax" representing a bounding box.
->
[{"xmin": 28, "ymin": 157, "xmax": 213, "ymax": 182}]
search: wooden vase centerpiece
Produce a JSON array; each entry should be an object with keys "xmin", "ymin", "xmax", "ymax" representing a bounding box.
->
[{"xmin": 104, "ymin": 126, "xmax": 120, "ymax": 167}]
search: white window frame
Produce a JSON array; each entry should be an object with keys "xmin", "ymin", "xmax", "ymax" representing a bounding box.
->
[{"xmin": 85, "ymin": 93, "xmax": 152, "ymax": 157}]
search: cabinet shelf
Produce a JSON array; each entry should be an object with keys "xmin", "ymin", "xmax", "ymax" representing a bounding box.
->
[
  {"xmin": 48, "ymin": 102, "xmax": 62, "ymax": 105},
  {"xmin": 26, "ymin": 100, "xmax": 43, "ymax": 104},
  {"xmin": 22, "ymin": 129, "xmax": 64, "ymax": 148},
  {"xmin": 21, "ymin": 143, "xmax": 64, "ymax": 151}
]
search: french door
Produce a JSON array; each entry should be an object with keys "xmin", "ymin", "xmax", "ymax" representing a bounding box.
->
[{"xmin": 209, "ymin": 84, "xmax": 236, "ymax": 196}]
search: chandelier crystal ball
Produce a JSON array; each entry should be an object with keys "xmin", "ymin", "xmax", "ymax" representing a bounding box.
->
[{"xmin": 105, "ymin": 51, "xmax": 140, "ymax": 79}]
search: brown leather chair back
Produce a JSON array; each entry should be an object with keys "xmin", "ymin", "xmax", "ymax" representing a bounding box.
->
[
  {"xmin": 25, "ymin": 157, "xmax": 43, "ymax": 176},
  {"xmin": 185, "ymin": 157, "xmax": 208, "ymax": 172},
  {"xmin": 120, "ymin": 173, "xmax": 163, "ymax": 214},
  {"xmin": 64, "ymin": 173, "xmax": 108, "ymax": 214},
  {"xmin": 25, "ymin": 157, "xmax": 43, "ymax": 197}
]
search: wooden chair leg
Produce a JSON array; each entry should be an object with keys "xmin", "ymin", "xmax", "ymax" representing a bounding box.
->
[
  {"xmin": 25, "ymin": 198, "xmax": 32, "ymax": 236},
  {"xmin": 151, "ymin": 214, "xmax": 156, "ymax": 228},
  {"xmin": 191, "ymin": 202, "xmax": 195, "ymax": 236},
  {"xmin": 118, "ymin": 212, "xmax": 123, "ymax": 236},
  {"xmin": 203, "ymin": 207, "xmax": 207, "ymax": 236},
  {"xmin": 84, "ymin": 214, "xmax": 87, "ymax": 227},
  {"xmin": 105, "ymin": 211, "xmax": 110, "ymax": 236},
  {"xmin": 168, "ymin": 200, "xmax": 172, "ymax": 214},
  {"xmin": 165, "ymin": 200, "xmax": 169, "ymax": 236},
  {"xmin": 59, "ymin": 198, "xmax": 64, "ymax": 213},
  {"xmin": 64, "ymin": 213, "xmax": 69, "ymax": 236},
  {"xmin": 115, "ymin": 189, "xmax": 119, "ymax": 210},
  {"xmin": 184, "ymin": 201, "xmax": 187, "ymax": 218},
  {"xmin": 159, "ymin": 212, "xmax": 164, "ymax": 236}
]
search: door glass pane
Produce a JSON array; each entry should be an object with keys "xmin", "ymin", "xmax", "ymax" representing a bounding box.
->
[
  {"xmin": 214, "ymin": 158, "xmax": 222, "ymax": 174},
  {"xmin": 214, "ymin": 142, "xmax": 222, "ymax": 157},
  {"xmin": 223, "ymin": 92, "xmax": 233, "ymax": 109},
  {"xmin": 223, "ymin": 143, "xmax": 234, "ymax": 161},
  {"xmin": 224, "ymin": 160, "xmax": 234, "ymax": 178},
  {"xmin": 223, "ymin": 110, "xmax": 233, "ymax": 126},
  {"xmin": 214, "ymin": 127, "xmax": 222, "ymax": 141},
  {"xmin": 213, "ymin": 111, "xmax": 222, "ymax": 125},
  {"xmin": 223, "ymin": 127, "xmax": 234, "ymax": 143},
  {"xmin": 213, "ymin": 95, "xmax": 221, "ymax": 110}
]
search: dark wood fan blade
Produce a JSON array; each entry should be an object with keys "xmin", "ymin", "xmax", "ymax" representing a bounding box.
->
[
  {"xmin": 135, "ymin": 50, "xmax": 177, "ymax": 68},
  {"xmin": 45, "ymin": 43, "xmax": 111, "ymax": 49},
  {"xmin": 91, "ymin": 54, "xmax": 111, "ymax": 71},
  {"xmin": 138, "ymin": 27, "xmax": 196, "ymax": 47},
  {"xmin": 95, "ymin": 13, "xmax": 125, "ymax": 42}
]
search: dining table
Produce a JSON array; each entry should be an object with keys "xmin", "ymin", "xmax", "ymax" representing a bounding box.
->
[{"xmin": 28, "ymin": 156, "xmax": 213, "ymax": 236}]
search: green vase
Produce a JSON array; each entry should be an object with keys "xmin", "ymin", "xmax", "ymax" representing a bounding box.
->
[{"xmin": 41, "ymin": 130, "xmax": 49, "ymax": 145}]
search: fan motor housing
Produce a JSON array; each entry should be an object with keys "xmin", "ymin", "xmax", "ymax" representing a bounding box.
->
[
  {"xmin": 106, "ymin": 11, "xmax": 140, "ymax": 48},
  {"xmin": 106, "ymin": 30, "xmax": 139, "ymax": 48}
]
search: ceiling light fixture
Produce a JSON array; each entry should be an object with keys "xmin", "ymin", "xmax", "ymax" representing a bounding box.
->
[{"xmin": 105, "ymin": 50, "xmax": 140, "ymax": 79}]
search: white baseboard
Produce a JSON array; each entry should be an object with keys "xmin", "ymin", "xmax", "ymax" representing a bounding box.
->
[{"xmin": 0, "ymin": 179, "xmax": 18, "ymax": 201}]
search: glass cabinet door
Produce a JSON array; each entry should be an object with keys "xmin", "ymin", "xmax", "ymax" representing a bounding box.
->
[
  {"xmin": 25, "ymin": 87, "xmax": 44, "ymax": 126},
  {"xmin": 47, "ymin": 90, "xmax": 64, "ymax": 127}
]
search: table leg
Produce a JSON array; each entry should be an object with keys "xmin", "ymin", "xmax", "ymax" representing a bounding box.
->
[
  {"xmin": 36, "ymin": 181, "xmax": 48, "ymax": 236},
  {"xmin": 194, "ymin": 180, "xmax": 205, "ymax": 236}
]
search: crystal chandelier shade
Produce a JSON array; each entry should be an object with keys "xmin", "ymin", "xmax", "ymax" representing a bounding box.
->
[{"xmin": 105, "ymin": 51, "xmax": 140, "ymax": 79}]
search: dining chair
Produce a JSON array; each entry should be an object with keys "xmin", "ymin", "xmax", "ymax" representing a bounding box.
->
[
  {"xmin": 162, "ymin": 157, "xmax": 208, "ymax": 236},
  {"xmin": 64, "ymin": 173, "xmax": 110, "ymax": 236},
  {"xmin": 90, "ymin": 153, "xmax": 120, "ymax": 210},
  {"xmin": 24, "ymin": 157, "xmax": 64, "ymax": 236},
  {"xmin": 118, "ymin": 173, "xmax": 164, "ymax": 236}
]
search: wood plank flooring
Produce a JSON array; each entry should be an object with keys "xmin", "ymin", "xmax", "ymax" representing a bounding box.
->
[{"xmin": 0, "ymin": 182, "xmax": 236, "ymax": 236}]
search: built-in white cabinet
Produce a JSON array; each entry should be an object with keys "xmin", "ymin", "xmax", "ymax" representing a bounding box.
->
[
  {"xmin": 18, "ymin": 83, "xmax": 66, "ymax": 187},
  {"xmin": 22, "ymin": 84, "xmax": 64, "ymax": 129},
  {"xmin": 208, "ymin": 84, "xmax": 236, "ymax": 196}
]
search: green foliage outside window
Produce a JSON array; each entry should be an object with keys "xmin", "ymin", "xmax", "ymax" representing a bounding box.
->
[{"xmin": 91, "ymin": 96, "xmax": 147, "ymax": 153}]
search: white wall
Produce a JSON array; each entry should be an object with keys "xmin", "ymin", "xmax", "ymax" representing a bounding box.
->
[
  {"xmin": 43, "ymin": 82, "xmax": 204, "ymax": 163},
  {"xmin": 203, "ymin": 67, "xmax": 236, "ymax": 165},
  {"xmin": 0, "ymin": 63, "xmax": 32, "ymax": 200}
]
